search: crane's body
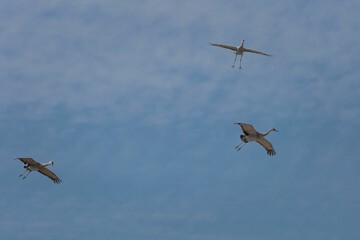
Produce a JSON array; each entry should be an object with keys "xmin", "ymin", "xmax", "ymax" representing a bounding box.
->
[
  {"xmin": 16, "ymin": 157, "xmax": 62, "ymax": 184},
  {"xmin": 234, "ymin": 123, "xmax": 277, "ymax": 156},
  {"xmin": 209, "ymin": 40, "xmax": 272, "ymax": 68}
]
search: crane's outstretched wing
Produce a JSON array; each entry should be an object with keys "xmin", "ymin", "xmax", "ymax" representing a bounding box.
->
[
  {"xmin": 209, "ymin": 43, "xmax": 237, "ymax": 52},
  {"xmin": 239, "ymin": 123, "xmax": 257, "ymax": 135},
  {"xmin": 38, "ymin": 167, "xmax": 62, "ymax": 184},
  {"xmin": 256, "ymin": 137, "xmax": 276, "ymax": 156},
  {"xmin": 244, "ymin": 48, "xmax": 272, "ymax": 56},
  {"xmin": 16, "ymin": 157, "xmax": 40, "ymax": 166}
]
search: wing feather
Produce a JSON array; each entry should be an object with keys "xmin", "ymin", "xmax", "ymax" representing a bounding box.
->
[
  {"xmin": 243, "ymin": 48, "xmax": 272, "ymax": 56},
  {"xmin": 209, "ymin": 43, "xmax": 238, "ymax": 52},
  {"xmin": 38, "ymin": 167, "xmax": 62, "ymax": 184},
  {"xmin": 256, "ymin": 137, "xmax": 276, "ymax": 156},
  {"xmin": 17, "ymin": 157, "xmax": 40, "ymax": 166},
  {"xmin": 239, "ymin": 123, "xmax": 257, "ymax": 135}
]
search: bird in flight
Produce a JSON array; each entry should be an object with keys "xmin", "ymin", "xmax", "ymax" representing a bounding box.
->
[
  {"xmin": 234, "ymin": 122, "xmax": 278, "ymax": 156},
  {"xmin": 209, "ymin": 40, "xmax": 272, "ymax": 69},
  {"xmin": 15, "ymin": 157, "xmax": 62, "ymax": 184}
]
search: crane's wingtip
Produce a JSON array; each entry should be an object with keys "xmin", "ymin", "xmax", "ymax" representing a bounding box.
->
[
  {"xmin": 54, "ymin": 179, "xmax": 62, "ymax": 184},
  {"xmin": 267, "ymin": 151, "xmax": 276, "ymax": 156}
]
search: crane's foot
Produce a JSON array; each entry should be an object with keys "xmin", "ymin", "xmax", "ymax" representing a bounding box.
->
[
  {"xmin": 235, "ymin": 143, "xmax": 245, "ymax": 151},
  {"xmin": 19, "ymin": 170, "xmax": 27, "ymax": 178}
]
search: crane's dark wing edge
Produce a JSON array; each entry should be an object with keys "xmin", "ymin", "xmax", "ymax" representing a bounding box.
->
[
  {"xmin": 17, "ymin": 157, "xmax": 39, "ymax": 165},
  {"xmin": 38, "ymin": 167, "xmax": 62, "ymax": 184},
  {"xmin": 209, "ymin": 43, "xmax": 238, "ymax": 52},
  {"xmin": 243, "ymin": 48, "xmax": 272, "ymax": 56},
  {"xmin": 256, "ymin": 138, "xmax": 276, "ymax": 156}
]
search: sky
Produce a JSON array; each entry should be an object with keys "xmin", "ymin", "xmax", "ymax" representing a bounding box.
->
[{"xmin": 0, "ymin": 0, "xmax": 359, "ymax": 239}]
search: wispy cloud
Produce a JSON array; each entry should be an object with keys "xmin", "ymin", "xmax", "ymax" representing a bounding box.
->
[{"xmin": 1, "ymin": 0, "xmax": 358, "ymax": 125}]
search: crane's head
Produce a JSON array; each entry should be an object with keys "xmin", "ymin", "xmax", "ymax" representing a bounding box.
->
[
  {"xmin": 234, "ymin": 122, "xmax": 241, "ymax": 126},
  {"xmin": 272, "ymin": 128, "xmax": 278, "ymax": 132}
]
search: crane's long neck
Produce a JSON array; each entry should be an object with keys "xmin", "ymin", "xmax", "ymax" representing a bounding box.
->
[
  {"xmin": 262, "ymin": 128, "xmax": 275, "ymax": 137},
  {"xmin": 41, "ymin": 161, "xmax": 53, "ymax": 167}
]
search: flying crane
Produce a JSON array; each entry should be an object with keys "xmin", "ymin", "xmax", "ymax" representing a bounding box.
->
[
  {"xmin": 234, "ymin": 123, "xmax": 278, "ymax": 156},
  {"xmin": 209, "ymin": 40, "xmax": 272, "ymax": 68},
  {"xmin": 15, "ymin": 157, "xmax": 62, "ymax": 184}
]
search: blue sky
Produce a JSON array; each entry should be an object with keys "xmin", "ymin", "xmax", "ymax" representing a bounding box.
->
[{"xmin": 1, "ymin": 0, "xmax": 359, "ymax": 239}]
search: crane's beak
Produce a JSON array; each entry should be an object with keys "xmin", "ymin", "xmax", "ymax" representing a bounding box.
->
[
  {"xmin": 234, "ymin": 122, "xmax": 241, "ymax": 125},
  {"xmin": 274, "ymin": 128, "xmax": 279, "ymax": 132}
]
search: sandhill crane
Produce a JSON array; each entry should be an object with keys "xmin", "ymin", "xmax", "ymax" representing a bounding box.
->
[
  {"xmin": 209, "ymin": 40, "xmax": 272, "ymax": 69},
  {"xmin": 15, "ymin": 158, "xmax": 62, "ymax": 184},
  {"xmin": 234, "ymin": 123, "xmax": 278, "ymax": 156}
]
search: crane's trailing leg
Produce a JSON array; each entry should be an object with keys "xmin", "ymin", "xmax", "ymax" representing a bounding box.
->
[
  {"xmin": 232, "ymin": 54, "xmax": 238, "ymax": 68},
  {"xmin": 239, "ymin": 53, "xmax": 244, "ymax": 69},
  {"xmin": 21, "ymin": 170, "xmax": 31, "ymax": 180},
  {"xmin": 235, "ymin": 142, "xmax": 246, "ymax": 151},
  {"xmin": 19, "ymin": 169, "xmax": 28, "ymax": 178}
]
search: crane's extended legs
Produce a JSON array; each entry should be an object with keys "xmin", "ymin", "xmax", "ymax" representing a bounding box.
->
[
  {"xmin": 232, "ymin": 54, "xmax": 238, "ymax": 68},
  {"xmin": 19, "ymin": 170, "xmax": 31, "ymax": 180},
  {"xmin": 19, "ymin": 169, "xmax": 28, "ymax": 178},
  {"xmin": 235, "ymin": 142, "xmax": 246, "ymax": 151},
  {"xmin": 239, "ymin": 53, "xmax": 243, "ymax": 69}
]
